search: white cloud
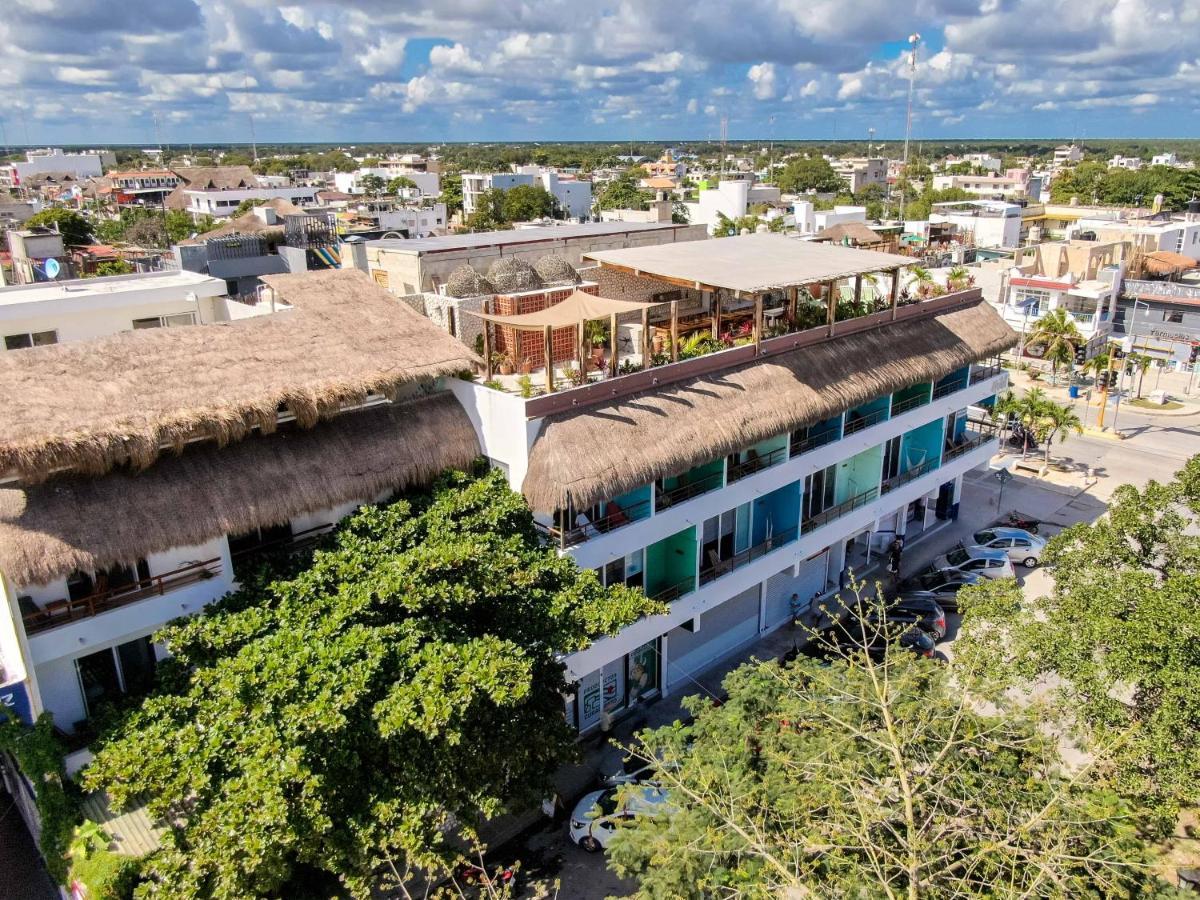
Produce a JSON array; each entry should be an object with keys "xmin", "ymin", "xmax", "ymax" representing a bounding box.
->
[
  {"xmin": 686, "ymin": 97, "xmax": 698, "ymax": 114},
  {"xmin": 747, "ymin": 61, "xmax": 777, "ymax": 100},
  {"xmin": 358, "ymin": 35, "xmax": 406, "ymax": 76}
]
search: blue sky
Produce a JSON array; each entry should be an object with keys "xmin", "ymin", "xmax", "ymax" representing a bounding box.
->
[{"xmin": 3, "ymin": 0, "xmax": 1197, "ymax": 145}]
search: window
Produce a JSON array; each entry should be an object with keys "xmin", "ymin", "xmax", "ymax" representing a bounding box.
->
[
  {"xmin": 75, "ymin": 636, "xmax": 158, "ymax": 719},
  {"xmin": 4, "ymin": 330, "xmax": 57, "ymax": 350},
  {"xmin": 132, "ymin": 313, "xmax": 196, "ymax": 329},
  {"xmin": 803, "ymin": 465, "xmax": 837, "ymax": 521},
  {"xmin": 66, "ymin": 560, "xmax": 150, "ymax": 600},
  {"xmin": 600, "ymin": 550, "xmax": 644, "ymax": 590},
  {"xmin": 229, "ymin": 522, "xmax": 294, "ymax": 557},
  {"xmin": 1166, "ymin": 311, "xmax": 1184, "ymax": 324}
]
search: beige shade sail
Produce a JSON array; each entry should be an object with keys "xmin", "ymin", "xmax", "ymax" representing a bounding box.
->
[{"xmin": 470, "ymin": 289, "xmax": 660, "ymax": 330}]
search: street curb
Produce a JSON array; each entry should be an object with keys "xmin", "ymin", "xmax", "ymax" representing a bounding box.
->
[{"xmin": 1082, "ymin": 427, "xmax": 1125, "ymax": 441}]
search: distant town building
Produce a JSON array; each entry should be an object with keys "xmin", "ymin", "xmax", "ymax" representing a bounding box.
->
[{"xmin": 0, "ymin": 148, "xmax": 113, "ymax": 189}]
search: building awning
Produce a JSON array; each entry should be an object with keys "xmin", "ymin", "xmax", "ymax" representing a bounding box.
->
[{"xmin": 471, "ymin": 289, "xmax": 660, "ymax": 330}]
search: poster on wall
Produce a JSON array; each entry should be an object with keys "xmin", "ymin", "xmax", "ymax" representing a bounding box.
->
[
  {"xmin": 629, "ymin": 640, "xmax": 659, "ymax": 704},
  {"xmin": 602, "ymin": 668, "xmax": 621, "ymax": 711},
  {"xmin": 580, "ymin": 677, "xmax": 602, "ymax": 729}
]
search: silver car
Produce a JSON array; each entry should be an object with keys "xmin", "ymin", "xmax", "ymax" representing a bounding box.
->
[
  {"xmin": 972, "ymin": 527, "xmax": 1046, "ymax": 567},
  {"xmin": 931, "ymin": 544, "xmax": 1016, "ymax": 580}
]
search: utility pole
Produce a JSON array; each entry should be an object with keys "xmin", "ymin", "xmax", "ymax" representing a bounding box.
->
[
  {"xmin": 898, "ymin": 33, "xmax": 920, "ymax": 223},
  {"xmin": 1095, "ymin": 349, "xmax": 1116, "ymax": 430}
]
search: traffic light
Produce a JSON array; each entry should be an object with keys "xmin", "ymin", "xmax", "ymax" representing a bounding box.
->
[
  {"xmin": 1190, "ymin": 344, "xmax": 1199, "ymax": 364},
  {"xmin": 1074, "ymin": 344, "xmax": 1088, "ymax": 366},
  {"xmin": 1097, "ymin": 370, "xmax": 1110, "ymax": 391}
]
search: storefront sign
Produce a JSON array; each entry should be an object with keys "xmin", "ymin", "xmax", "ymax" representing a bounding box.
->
[{"xmin": 0, "ymin": 681, "xmax": 33, "ymax": 726}]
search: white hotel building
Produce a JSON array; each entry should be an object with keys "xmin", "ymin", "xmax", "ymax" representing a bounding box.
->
[{"xmin": 0, "ymin": 236, "xmax": 1014, "ymax": 746}]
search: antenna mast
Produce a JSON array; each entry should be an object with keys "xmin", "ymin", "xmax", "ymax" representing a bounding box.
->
[{"xmin": 898, "ymin": 33, "xmax": 920, "ymax": 223}]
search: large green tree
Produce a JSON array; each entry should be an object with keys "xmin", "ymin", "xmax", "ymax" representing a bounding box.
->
[
  {"xmin": 26, "ymin": 208, "xmax": 92, "ymax": 246},
  {"xmin": 608, "ymin": 604, "xmax": 1169, "ymax": 898},
  {"xmin": 85, "ymin": 467, "xmax": 662, "ymax": 897},
  {"xmin": 1026, "ymin": 307, "xmax": 1083, "ymax": 385},
  {"xmin": 501, "ymin": 184, "xmax": 556, "ymax": 222},
  {"xmin": 775, "ymin": 156, "xmax": 843, "ymax": 194},
  {"xmin": 957, "ymin": 456, "xmax": 1200, "ymax": 835},
  {"xmin": 596, "ymin": 168, "xmax": 652, "ymax": 211}
]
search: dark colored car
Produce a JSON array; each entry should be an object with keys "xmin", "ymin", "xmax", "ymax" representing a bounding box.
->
[
  {"xmin": 898, "ymin": 568, "xmax": 983, "ymax": 611},
  {"xmin": 869, "ymin": 595, "xmax": 947, "ymax": 640},
  {"xmin": 793, "ymin": 621, "xmax": 941, "ymax": 664}
]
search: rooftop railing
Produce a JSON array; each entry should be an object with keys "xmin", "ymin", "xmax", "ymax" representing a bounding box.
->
[
  {"xmin": 890, "ymin": 392, "xmax": 931, "ymax": 417},
  {"xmin": 655, "ymin": 470, "xmax": 725, "ymax": 510},
  {"xmin": 969, "ymin": 363, "xmax": 1003, "ymax": 384},
  {"xmin": 931, "ymin": 378, "xmax": 969, "ymax": 400},
  {"xmin": 23, "ymin": 558, "xmax": 222, "ymax": 636},
  {"xmin": 790, "ymin": 424, "xmax": 841, "ymax": 456},
  {"xmin": 646, "ymin": 575, "xmax": 697, "ymax": 604},
  {"xmin": 540, "ymin": 496, "xmax": 654, "ymax": 548},
  {"xmin": 943, "ymin": 426, "xmax": 997, "ymax": 462}
]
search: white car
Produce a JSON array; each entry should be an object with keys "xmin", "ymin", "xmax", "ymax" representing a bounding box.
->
[
  {"xmin": 568, "ymin": 786, "xmax": 673, "ymax": 852},
  {"xmin": 971, "ymin": 527, "xmax": 1046, "ymax": 567},
  {"xmin": 931, "ymin": 545, "xmax": 1016, "ymax": 580}
]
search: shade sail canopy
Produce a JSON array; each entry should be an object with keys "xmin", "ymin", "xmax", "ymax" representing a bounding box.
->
[
  {"xmin": 472, "ymin": 289, "xmax": 660, "ymax": 330},
  {"xmin": 584, "ymin": 232, "xmax": 913, "ymax": 295}
]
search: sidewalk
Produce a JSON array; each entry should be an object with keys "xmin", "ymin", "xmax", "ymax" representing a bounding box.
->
[{"xmin": 1004, "ymin": 367, "xmax": 1200, "ymax": 417}]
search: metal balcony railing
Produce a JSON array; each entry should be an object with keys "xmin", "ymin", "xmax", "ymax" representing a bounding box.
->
[
  {"xmin": 790, "ymin": 425, "xmax": 841, "ymax": 456},
  {"xmin": 880, "ymin": 458, "xmax": 939, "ymax": 496},
  {"xmin": 540, "ymin": 497, "xmax": 654, "ymax": 548},
  {"xmin": 655, "ymin": 470, "xmax": 725, "ymax": 509},
  {"xmin": 23, "ymin": 558, "xmax": 223, "ymax": 636},
  {"xmin": 727, "ymin": 445, "xmax": 789, "ymax": 483},
  {"xmin": 801, "ymin": 487, "xmax": 880, "ymax": 533},
  {"xmin": 699, "ymin": 526, "xmax": 800, "ymax": 586},
  {"xmin": 843, "ymin": 406, "xmax": 889, "ymax": 436},
  {"xmin": 891, "ymin": 392, "xmax": 931, "ymax": 417}
]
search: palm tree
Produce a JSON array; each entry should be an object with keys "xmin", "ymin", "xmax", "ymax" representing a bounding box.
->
[
  {"xmin": 1012, "ymin": 387, "xmax": 1052, "ymax": 460},
  {"xmin": 1081, "ymin": 351, "xmax": 1110, "ymax": 384},
  {"xmin": 1034, "ymin": 400, "xmax": 1083, "ymax": 467},
  {"xmin": 946, "ymin": 265, "xmax": 975, "ymax": 292},
  {"xmin": 990, "ymin": 389, "xmax": 1020, "ymax": 447},
  {"xmin": 1128, "ymin": 352, "xmax": 1153, "ymax": 398},
  {"xmin": 1025, "ymin": 309, "xmax": 1082, "ymax": 386},
  {"xmin": 907, "ymin": 266, "xmax": 935, "ymax": 299}
]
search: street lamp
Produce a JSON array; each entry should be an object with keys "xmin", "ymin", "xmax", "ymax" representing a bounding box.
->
[{"xmin": 897, "ymin": 34, "xmax": 921, "ymax": 224}]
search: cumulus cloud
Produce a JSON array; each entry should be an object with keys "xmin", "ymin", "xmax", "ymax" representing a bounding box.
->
[{"xmin": 1, "ymin": 0, "xmax": 1195, "ymax": 142}]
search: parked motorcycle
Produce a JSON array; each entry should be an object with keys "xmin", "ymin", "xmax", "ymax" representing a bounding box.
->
[{"xmin": 1005, "ymin": 512, "xmax": 1040, "ymax": 534}]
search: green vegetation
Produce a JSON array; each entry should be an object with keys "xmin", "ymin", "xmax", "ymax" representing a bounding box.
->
[
  {"xmin": 26, "ymin": 208, "xmax": 92, "ymax": 246},
  {"xmin": 387, "ymin": 176, "xmax": 417, "ymax": 193},
  {"xmin": 1025, "ymin": 308, "xmax": 1083, "ymax": 385},
  {"xmin": 93, "ymin": 209, "xmax": 217, "ymax": 248},
  {"xmin": 465, "ymin": 184, "xmax": 557, "ymax": 231},
  {"xmin": 86, "ymin": 260, "xmax": 135, "ymax": 278},
  {"xmin": 0, "ymin": 709, "xmax": 75, "ymax": 883},
  {"xmin": 84, "ymin": 467, "xmax": 662, "ymax": 897},
  {"xmin": 595, "ymin": 167, "xmax": 653, "ymax": 211},
  {"xmin": 67, "ymin": 821, "xmax": 143, "ymax": 900},
  {"xmin": 609, "ymin": 592, "xmax": 1171, "ymax": 898},
  {"xmin": 774, "ymin": 156, "xmax": 843, "ymax": 194},
  {"xmin": 957, "ymin": 456, "xmax": 1200, "ymax": 836},
  {"xmin": 1051, "ymin": 160, "xmax": 1200, "ymax": 210},
  {"xmin": 993, "ymin": 386, "xmax": 1082, "ymax": 464}
]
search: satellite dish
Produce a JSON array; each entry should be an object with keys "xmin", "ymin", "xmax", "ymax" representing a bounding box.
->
[{"xmin": 44, "ymin": 258, "xmax": 61, "ymax": 279}]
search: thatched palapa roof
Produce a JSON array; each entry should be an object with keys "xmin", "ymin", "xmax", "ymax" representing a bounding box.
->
[
  {"xmin": 181, "ymin": 199, "xmax": 304, "ymax": 244},
  {"xmin": 0, "ymin": 395, "xmax": 479, "ymax": 586},
  {"xmin": 523, "ymin": 301, "xmax": 1015, "ymax": 510},
  {"xmin": 533, "ymin": 255, "xmax": 581, "ymax": 286},
  {"xmin": 0, "ymin": 268, "xmax": 478, "ymax": 481}
]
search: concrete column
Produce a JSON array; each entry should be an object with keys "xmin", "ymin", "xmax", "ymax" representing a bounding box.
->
[
  {"xmin": 758, "ymin": 580, "xmax": 768, "ymax": 633},
  {"xmin": 952, "ymin": 473, "xmax": 964, "ymax": 504},
  {"xmin": 659, "ymin": 633, "xmax": 671, "ymax": 698}
]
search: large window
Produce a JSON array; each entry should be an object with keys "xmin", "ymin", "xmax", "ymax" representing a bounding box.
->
[
  {"xmin": 803, "ymin": 464, "xmax": 837, "ymax": 521},
  {"xmin": 4, "ymin": 330, "xmax": 58, "ymax": 350},
  {"xmin": 66, "ymin": 559, "xmax": 151, "ymax": 601},
  {"xmin": 75, "ymin": 636, "xmax": 157, "ymax": 719},
  {"xmin": 597, "ymin": 549, "xmax": 645, "ymax": 591},
  {"xmin": 1011, "ymin": 288, "xmax": 1050, "ymax": 318},
  {"xmin": 881, "ymin": 437, "xmax": 902, "ymax": 482}
]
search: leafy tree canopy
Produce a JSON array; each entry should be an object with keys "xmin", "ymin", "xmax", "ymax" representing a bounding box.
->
[
  {"xmin": 387, "ymin": 176, "xmax": 418, "ymax": 193},
  {"xmin": 609, "ymin": 600, "xmax": 1170, "ymax": 899},
  {"xmin": 775, "ymin": 156, "xmax": 843, "ymax": 194},
  {"xmin": 501, "ymin": 184, "xmax": 556, "ymax": 222},
  {"xmin": 84, "ymin": 468, "xmax": 662, "ymax": 898},
  {"xmin": 1051, "ymin": 162, "xmax": 1200, "ymax": 210},
  {"xmin": 596, "ymin": 168, "xmax": 653, "ymax": 211},
  {"xmin": 26, "ymin": 208, "xmax": 92, "ymax": 246},
  {"xmin": 958, "ymin": 455, "xmax": 1200, "ymax": 835}
]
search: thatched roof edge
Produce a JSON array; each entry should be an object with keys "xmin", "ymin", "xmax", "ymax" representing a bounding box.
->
[
  {"xmin": 0, "ymin": 394, "xmax": 479, "ymax": 587},
  {"xmin": 523, "ymin": 301, "xmax": 1015, "ymax": 510}
]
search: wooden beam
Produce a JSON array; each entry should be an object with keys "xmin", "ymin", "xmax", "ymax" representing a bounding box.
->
[
  {"xmin": 609, "ymin": 312, "xmax": 618, "ymax": 378},
  {"xmin": 543, "ymin": 324, "xmax": 554, "ymax": 393},
  {"xmin": 577, "ymin": 321, "xmax": 585, "ymax": 380},
  {"xmin": 670, "ymin": 299, "xmax": 679, "ymax": 363},
  {"xmin": 788, "ymin": 285, "xmax": 798, "ymax": 326},
  {"xmin": 825, "ymin": 281, "xmax": 836, "ymax": 337},
  {"xmin": 483, "ymin": 298, "xmax": 493, "ymax": 379},
  {"xmin": 853, "ymin": 274, "xmax": 862, "ymax": 311},
  {"xmin": 641, "ymin": 307, "xmax": 651, "ymax": 370},
  {"xmin": 890, "ymin": 266, "xmax": 901, "ymax": 321},
  {"xmin": 753, "ymin": 293, "xmax": 763, "ymax": 350},
  {"xmin": 712, "ymin": 291, "xmax": 722, "ymax": 340}
]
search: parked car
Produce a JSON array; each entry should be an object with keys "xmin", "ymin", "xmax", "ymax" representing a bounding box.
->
[
  {"xmin": 971, "ymin": 527, "xmax": 1046, "ymax": 567},
  {"xmin": 569, "ymin": 786, "xmax": 673, "ymax": 852},
  {"xmin": 897, "ymin": 570, "xmax": 984, "ymax": 611},
  {"xmin": 931, "ymin": 544, "xmax": 1016, "ymax": 580},
  {"xmin": 849, "ymin": 594, "xmax": 947, "ymax": 640},
  {"xmin": 797, "ymin": 621, "xmax": 942, "ymax": 664}
]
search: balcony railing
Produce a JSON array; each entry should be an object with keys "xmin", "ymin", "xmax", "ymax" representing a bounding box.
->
[
  {"xmin": 943, "ymin": 427, "xmax": 996, "ymax": 462},
  {"xmin": 540, "ymin": 497, "xmax": 653, "ymax": 548},
  {"xmin": 880, "ymin": 458, "xmax": 939, "ymax": 495},
  {"xmin": 699, "ymin": 526, "xmax": 800, "ymax": 586},
  {"xmin": 801, "ymin": 487, "xmax": 880, "ymax": 533},
  {"xmin": 727, "ymin": 445, "xmax": 789, "ymax": 483},
  {"xmin": 931, "ymin": 378, "xmax": 968, "ymax": 400},
  {"xmin": 790, "ymin": 424, "xmax": 841, "ymax": 456},
  {"xmin": 969, "ymin": 364, "xmax": 1003, "ymax": 384},
  {"xmin": 23, "ymin": 558, "xmax": 223, "ymax": 636},
  {"xmin": 647, "ymin": 575, "xmax": 697, "ymax": 604},
  {"xmin": 230, "ymin": 523, "xmax": 334, "ymax": 560},
  {"xmin": 890, "ymin": 392, "xmax": 931, "ymax": 417},
  {"xmin": 843, "ymin": 406, "xmax": 889, "ymax": 436},
  {"xmin": 655, "ymin": 470, "xmax": 725, "ymax": 509}
]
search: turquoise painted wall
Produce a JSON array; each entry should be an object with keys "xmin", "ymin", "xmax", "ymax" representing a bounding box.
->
[
  {"xmin": 900, "ymin": 418, "xmax": 945, "ymax": 471},
  {"xmin": 752, "ymin": 482, "xmax": 802, "ymax": 545},
  {"xmin": 847, "ymin": 395, "xmax": 890, "ymax": 429},
  {"xmin": 646, "ymin": 526, "xmax": 698, "ymax": 598},
  {"xmin": 835, "ymin": 445, "xmax": 883, "ymax": 504}
]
